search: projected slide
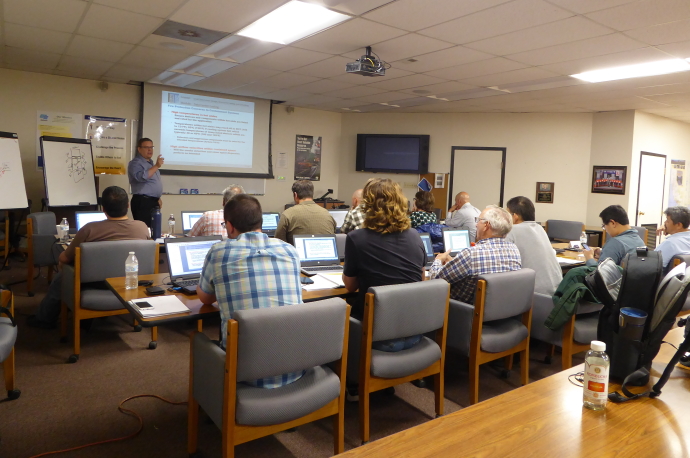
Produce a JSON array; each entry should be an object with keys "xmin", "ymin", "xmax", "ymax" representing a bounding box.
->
[{"xmin": 161, "ymin": 91, "xmax": 254, "ymax": 169}]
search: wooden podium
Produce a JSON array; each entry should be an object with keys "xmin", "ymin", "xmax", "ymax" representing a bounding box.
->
[{"xmin": 315, "ymin": 200, "xmax": 345, "ymax": 209}]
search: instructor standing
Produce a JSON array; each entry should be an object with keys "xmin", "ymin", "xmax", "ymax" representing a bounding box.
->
[{"xmin": 128, "ymin": 138, "xmax": 163, "ymax": 226}]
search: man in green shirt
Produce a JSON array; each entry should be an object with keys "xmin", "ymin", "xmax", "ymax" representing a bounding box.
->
[{"xmin": 275, "ymin": 180, "xmax": 336, "ymax": 245}]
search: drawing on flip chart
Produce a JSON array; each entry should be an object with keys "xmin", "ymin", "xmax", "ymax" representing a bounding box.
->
[
  {"xmin": 0, "ymin": 163, "xmax": 10, "ymax": 178},
  {"xmin": 66, "ymin": 146, "xmax": 88, "ymax": 183}
]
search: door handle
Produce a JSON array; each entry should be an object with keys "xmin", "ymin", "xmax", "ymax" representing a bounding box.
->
[{"xmin": 639, "ymin": 211, "xmax": 645, "ymax": 215}]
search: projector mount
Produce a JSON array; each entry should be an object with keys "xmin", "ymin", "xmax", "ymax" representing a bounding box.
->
[{"xmin": 345, "ymin": 46, "xmax": 389, "ymax": 77}]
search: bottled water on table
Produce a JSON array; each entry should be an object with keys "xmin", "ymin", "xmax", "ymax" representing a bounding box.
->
[
  {"xmin": 580, "ymin": 231, "xmax": 588, "ymax": 247},
  {"xmin": 168, "ymin": 214, "xmax": 175, "ymax": 236},
  {"xmin": 60, "ymin": 218, "xmax": 69, "ymax": 242},
  {"xmin": 125, "ymin": 252, "xmax": 138, "ymax": 290},
  {"xmin": 583, "ymin": 340, "xmax": 610, "ymax": 410}
]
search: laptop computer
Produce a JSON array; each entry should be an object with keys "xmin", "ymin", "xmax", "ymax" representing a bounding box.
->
[
  {"xmin": 442, "ymin": 228, "xmax": 471, "ymax": 256},
  {"xmin": 75, "ymin": 211, "xmax": 107, "ymax": 231},
  {"xmin": 328, "ymin": 210, "xmax": 349, "ymax": 232},
  {"xmin": 262, "ymin": 212, "xmax": 280, "ymax": 237},
  {"xmin": 181, "ymin": 211, "xmax": 204, "ymax": 235},
  {"xmin": 420, "ymin": 233, "xmax": 435, "ymax": 268},
  {"xmin": 293, "ymin": 234, "xmax": 344, "ymax": 276},
  {"xmin": 164, "ymin": 236, "xmax": 222, "ymax": 293}
]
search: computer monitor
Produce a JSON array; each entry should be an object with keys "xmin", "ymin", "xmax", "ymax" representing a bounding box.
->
[
  {"xmin": 442, "ymin": 228, "xmax": 471, "ymax": 255},
  {"xmin": 181, "ymin": 211, "xmax": 204, "ymax": 234},
  {"xmin": 293, "ymin": 234, "xmax": 340, "ymax": 266},
  {"xmin": 328, "ymin": 210, "xmax": 349, "ymax": 230},
  {"xmin": 75, "ymin": 211, "xmax": 107, "ymax": 231},
  {"xmin": 262, "ymin": 212, "xmax": 280, "ymax": 236},
  {"xmin": 164, "ymin": 236, "xmax": 222, "ymax": 280},
  {"xmin": 419, "ymin": 233, "xmax": 434, "ymax": 264}
]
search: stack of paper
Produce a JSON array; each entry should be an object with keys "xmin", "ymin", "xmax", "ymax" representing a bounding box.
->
[
  {"xmin": 130, "ymin": 296, "xmax": 190, "ymax": 317},
  {"xmin": 302, "ymin": 273, "xmax": 345, "ymax": 291},
  {"xmin": 558, "ymin": 258, "xmax": 585, "ymax": 265}
]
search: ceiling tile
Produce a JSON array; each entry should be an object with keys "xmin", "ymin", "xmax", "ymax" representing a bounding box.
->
[
  {"xmin": 625, "ymin": 19, "xmax": 690, "ymax": 46},
  {"xmin": 243, "ymin": 48, "xmax": 332, "ymax": 71},
  {"xmin": 224, "ymin": 82, "xmax": 277, "ymax": 97},
  {"xmin": 465, "ymin": 17, "xmax": 613, "ymax": 56},
  {"xmin": 93, "ymin": 0, "xmax": 187, "ymax": 18},
  {"xmin": 309, "ymin": 98, "xmax": 366, "ymax": 109},
  {"xmin": 288, "ymin": 94, "xmax": 343, "ymax": 105},
  {"xmin": 119, "ymin": 45, "xmax": 193, "ymax": 70},
  {"xmin": 305, "ymin": 0, "xmax": 394, "ymax": 16},
  {"xmin": 391, "ymin": 46, "xmax": 494, "ymax": 73},
  {"xmin": 398, "ymin": 81, "xmax": 478, "ymax": 95},
  {"xmin": 506, "ymin": 33, "xmax": 646, "ymax": 67},
  {"xmin": 78, "ymin": 4, "xmax": 163, "ymax": 44},
  {"xmin": 586, "ymin": 0, "xmax": 690, "ymax": 32},
  {"xmin": 197, "ymin": 36, "xmax": 283, "ymax": 63},
  {"xmin": 4, "ymin": 23, "xmax": 71, "ymax": 54},
  {"xmin": 365, "ymin": 73, "xmax": 448, "ymax": 91},
  {"xmin": 390, "ymin": 96, "xmax": 448, "ymax": 107},
  {"xmin": 104, "ymin": 64, "xmax": 163, "ymax": 82},
  {"xmin": 545, "ymin": 0, "xmax": 638, "ymax": 14},
  {"xmin": 459, "ymin": 67, "xmax": 562, "ymax": 86},
  {"xmin": 170, "ymin": 0, "xmax": 287, "ymax": 34},
  {"xmin": 418, "ymin": 0, "xmax": 573, "ymax": 45},
  {"xmin": 4, "ymin": 47, "xmax": 61, "ymax": 70},
  {"xmin": 4, "ymin": 0, "xmax": 87, "ymax": 33},
  {"xmin": 261, "ymin": 89, "xmax": 312, "ymax": 101},
  {"xmin": 425, "ymin": 57, "xmax": 527, "ymax": 80},
  {"xmin": 66, "ymin": 36, "xmax": 135, "ymax": 63},
  {"xmin": 292, "ymin": 18, "xmax": 406, "ymax": 55},
  {"xmin": 288, "ymin": 56, "xmax": 354, "ymax": 78},
  {"xmin": 56, "ymin": 55, "xmax": 113, "ymax": 77},
  {"xmin": 657, "ymin": 40, "xmax": 690, "ymax": 59},
  {"xmin": 321, "ymin": 84, "xmax": 387, "ymax": 98},
  {"xmin": 290, "ymin": 79, "xmax": 355, "ymax": 93},
  {"xmin": 140, "ymin": 34, "xmax": 208, "ymax": 55},
  {"xmin": 169, "ymin": 56, "xmax": 238, "ymax": 77},
  {"xmin": 362, "ymin": 0, "xmax": 512, "ymax": 32},
  {"xmin": 343, "ymin": 33, "xmax": 454, "ymax": 63},
  {"xmin": 258, "ymin": 72, "xmax": 322, "ymax": 88},
  {"xmin": 187, "ymin": 65, "xmax": 282, "ymax": 92},
  {"xmin": 539, "ymin": 47, "xmax": 677, "ymax": 75},
  {"xmin": 347, "ymin": 103, "xmax": 396, "ymax": 112},
  {"xmin": 353, "ymin": 91, "xmax": 417, "ymax": 103}
]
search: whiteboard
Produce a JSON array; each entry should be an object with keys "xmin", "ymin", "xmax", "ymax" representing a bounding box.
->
[
  {"xmin": 41, "ymin": 137, "xmax": 98, "ymax": 207},
  {"xmin": 0, "ymin": 132, "xmax": 29, "ymax": 210},
  {"xmin": 160, "ymin": 174, "xmax": 265, "ymax": 195}
]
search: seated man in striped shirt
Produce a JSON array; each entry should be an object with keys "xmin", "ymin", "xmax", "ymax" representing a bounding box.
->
[
  {"xmin": 429, "ymin": 205, "xmax": 521, "ymax": 303},
  {"xmin": 196, "ymin": 194, "xmax": 304, "ymax": 388},
  {"xmin": 188, "ymin": 185, "xmax": 244, "ymax": 237}
]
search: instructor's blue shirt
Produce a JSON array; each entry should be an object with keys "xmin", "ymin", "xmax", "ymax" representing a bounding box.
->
[{"xmin": 128, "ymin": 154, "xmax": 162, "ymax": 198}]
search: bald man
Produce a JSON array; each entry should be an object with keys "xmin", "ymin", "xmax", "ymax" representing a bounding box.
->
[
  {"xmin": 341, "ymin": 188, "xmax": 365, "ymax": 234},
  {"xmin": 446, "ymin": 191, "xmax": 481, "ymax": 241}
]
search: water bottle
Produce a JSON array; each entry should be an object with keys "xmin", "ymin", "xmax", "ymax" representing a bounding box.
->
[
  {"xmin": 60, "ymin": 217, "xmax": 69, "ymax": 242},
  {"xmin": 580, "ymin": 231, "xmax": 588, "ymax": 248},
  {"xmin": 583, "ymin": 340, "xmax": 610, "ymax": 410},
  {"xmin": 151, "ymin": 206, "xmax": 162, "ymax": 240},
  {"xmin": 168, "ymin": 214, "xmax": 175, "ymax": 236},
  {"xmin": 125, "ymin": 252, "xmax": 138, "ymax": 290}
]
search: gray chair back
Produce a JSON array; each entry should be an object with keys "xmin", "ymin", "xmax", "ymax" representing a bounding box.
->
[
  {"xmin": 481, "ymin": 269, "xmax": 535, "ymax": 322},
  {"xmin": 79, "ymin": 240, "xmax": 157, "ymax": 283},
  {"xmin": 335, "ymin": 233, "xmax": 346, "ymax": 260},
  {"xmin": 28, "ymin": 212, "xmax": 58, "ymax": 266},
  {"xmin": 234, "ymin": 298, "xmax": 347, "ymax": 383},
  {"xmin": 28, "ymin": 212, "xmax": 57, "ymax": 235},
  {"xmin": 369, "ymin": 279, "xmax": 449, "ymax": 342},
  {"xmin": 631, "ymin": 226, "xmax": 648, "ymax": 244},
  {"xmin": 546, "ymin": 220, "xmax": 583, "ymax": 241}
]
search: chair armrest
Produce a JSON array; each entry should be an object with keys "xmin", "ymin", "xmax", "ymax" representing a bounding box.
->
[
  {"xmin": 61, "ymin": 265, "xmax": 75, "ymax": 310},
  {"xmin": 192, "ymin": 332, "xmax": 226, "ymax": 429},
  {"xmin": 447, "ymin": 299, "xmax": 474, "ymax": 355},
  {"xmin": 347, "ymin": 317, "xmax": 362, "ymax": 384}
]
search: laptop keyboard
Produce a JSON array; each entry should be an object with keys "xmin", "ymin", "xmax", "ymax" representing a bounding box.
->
[
  {"xmin": 174, "ymin": 279, "xmax": 199, "ymax": 288},
  {"xmin": 301, "ymin": 265, "xmax": 343, "ymax": 274}
]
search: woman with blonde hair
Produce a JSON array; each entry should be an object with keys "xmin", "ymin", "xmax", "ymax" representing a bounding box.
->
[{"xmin": 342, "ymin": 178, "xmax": 427, "ymax": 347}]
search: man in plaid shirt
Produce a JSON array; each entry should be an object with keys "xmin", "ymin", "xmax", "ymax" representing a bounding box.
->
[
  {"xmin": 341, "ymin": 188, "xmax": 365, "ymax": 234},
  {"xmin": 188, "ymin": 185, "xmax": 244, "ymax": 237},
  {"xmin": 196, "ymin": 194, "xmax": 304, "ymax": 389},
  {"xmin": 429, "ymin": 205, "xmax": 521, "ymax": 303}
]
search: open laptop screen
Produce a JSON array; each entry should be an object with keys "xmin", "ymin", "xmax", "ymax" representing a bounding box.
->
[
  {"xmin": 443, "ymin": 229, "xmax": 471, "ymax": 254},
  {"xmin": 166, "ymin": 238, "xmax": 220, "ymax": 277},
  {"xmin": 293, "ymin": 235, "xmax": 339, "ymax": 263},
  {"xmin": 262, "ymin": 213, "xmax": 280, "ymax": 231},
  {"xmin": 181, "ymin": 211, "xmax": 204, "ymax": 232},
  {"xmin": 328, "ymin": 210, "xmax": 349, "ymax": 229},
  {"xmin": 419, "ymin": 233, "xmax": 434, "ymax": 261},
  {"xmin": 75, "ymin": 211, "xmax": 107, "ymax": 231}
]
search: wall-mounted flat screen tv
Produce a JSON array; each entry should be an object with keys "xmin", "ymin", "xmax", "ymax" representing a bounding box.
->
[{"xmin": 356, "ymin": 134, "xmax": 430, "ymax": 174}]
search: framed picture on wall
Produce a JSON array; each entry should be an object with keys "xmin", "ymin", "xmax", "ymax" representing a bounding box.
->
[
  {"xmin": 536, "ymin": 182, "xmax": 554, "ymax": 203},
  {"xmin": 591, "ymin": 166, "xmax": 627, "ymax": 195}
]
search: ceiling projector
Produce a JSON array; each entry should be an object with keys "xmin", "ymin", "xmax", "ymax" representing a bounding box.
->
[{"xmin": 346, "ymin": 46, "xmax": 386, "ymax": 77}]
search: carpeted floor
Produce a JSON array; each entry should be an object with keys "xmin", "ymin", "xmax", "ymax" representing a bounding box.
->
[{"xmin": 0, "ymin": 256, "xmax": 584, "ymax": 458}]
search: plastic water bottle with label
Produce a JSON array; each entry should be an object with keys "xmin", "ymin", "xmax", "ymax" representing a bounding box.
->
[
  {"xmin": 583, "ymin": 340, "xmax": 610, "ymax": 410},
  {"xmin": 125, "ymin": 252, "xmax": 138, "ymax": 290},
  {"xmin": 580, "ymin": 231, "xmax": 588, "ymax": 248},
  {"xmin": 60, "ymin": 218, "xmax": 69, "ymax": 242},
  {"xmin": 168, "ymin": 214, "xmax": 175, "ymax": 236}
]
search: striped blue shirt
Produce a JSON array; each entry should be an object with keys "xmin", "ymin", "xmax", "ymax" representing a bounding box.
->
[
  {"xmin": 127, "ymin": 154, "xmax": 163, "ymax": 198},
  {"xmin": 198, "ymin": 231, "xmax": 304, "ymax": 388}
]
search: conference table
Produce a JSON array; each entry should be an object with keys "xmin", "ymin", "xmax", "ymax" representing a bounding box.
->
[{"xmin": 340, "ymin": 325, "xmax": 690, "ymax": 457}]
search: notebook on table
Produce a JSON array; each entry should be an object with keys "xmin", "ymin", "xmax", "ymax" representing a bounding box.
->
[
  {"xmin": 293, "ymin": 234, "xmax": 344, "ymax": 276},
  {"xmin": 262, "ymin": 212, "xmax": 280, "ymax": 237},
  {"xmin": 181, "ymin": 211, "xmax": 204, "ymax": 235},
  {"xmin": 420, "ymin": 233, "xmax": 435, "ymax": 268},
  {"xmin": 442, "ymin": 228, "xmax": 471, "ymax": 256},
  {"xmin": 328, "ymin": 210, "xmax": 349, "ymax": 232},
  {"xmin": 164, "ymin": 236, "xmax": 222, "ymax": 293},
  {"xmin": 75, "ymin": 211, "xmax": 107, "ymax": 230}
]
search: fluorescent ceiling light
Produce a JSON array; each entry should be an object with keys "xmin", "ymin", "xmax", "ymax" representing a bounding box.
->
[
  {"xmin": 571, "ymin": 59, "xmax": 690, "ymax": 83},
  {"xmin": 236, "ymin": 1, "xmax": 350, "ymax": 45}
]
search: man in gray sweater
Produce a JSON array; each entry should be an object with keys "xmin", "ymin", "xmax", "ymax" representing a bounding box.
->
[{"xmin": 505, "ymin": 196, "xmax": 562, "ymax": 295}]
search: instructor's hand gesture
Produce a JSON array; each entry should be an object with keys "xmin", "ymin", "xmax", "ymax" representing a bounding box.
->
[{"xmin": 156, "ymin": 155, "xmax": 165, "ymax": 168}]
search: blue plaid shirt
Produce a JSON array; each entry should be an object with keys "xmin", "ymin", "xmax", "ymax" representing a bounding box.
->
[
  {"xmin": 429, "ymin": 237, "xmax": 521, "ymax": 303},
  {"xmin": 198, "ymin": 231, "xmax": 304, "ymax": 388}
]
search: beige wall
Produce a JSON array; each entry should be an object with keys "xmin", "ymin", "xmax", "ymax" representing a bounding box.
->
[{"xmin": 340, "ymin": 112, "xmax": 594, "ymax": 223}]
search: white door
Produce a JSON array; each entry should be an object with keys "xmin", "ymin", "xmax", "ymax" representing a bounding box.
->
[
  {"xmin": 451, "ymin": 148, "xmax": 503, "ymax": 212},
  {"xmin": 636, "ymin": 153, "xmax": 666, "ymax": 227}
]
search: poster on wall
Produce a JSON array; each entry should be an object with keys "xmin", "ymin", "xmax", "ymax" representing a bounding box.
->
[
  {"xmin": 85, "ymin": 115, "xmax": 128, "ymax": 175},
  {"xmin": 36, "ymin": 111, "xmax": 83, "ymax": 169},
  {"xmin": 669, "ymin": 159, "xmax": 687, "ymax": 207},
  {"xmin": 294, "ymin": 135, "xmax": 321, "ymax": 181}
]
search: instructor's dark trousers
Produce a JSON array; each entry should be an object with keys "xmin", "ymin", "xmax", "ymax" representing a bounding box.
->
[{"xmin": 130, "ymin": 194, "xmax": 159, "ymax": 227}]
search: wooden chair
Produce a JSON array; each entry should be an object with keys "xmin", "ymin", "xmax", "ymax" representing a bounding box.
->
[
  {"xmin": 670, "ymin": 256, "xmax": 690, "ymax": 316},
  {"xmin": 26, "ymin": 212, "xmax": 58, "ymax": 296},
  {"xmin": 0, "ymin": 289, "xmax": 20, "ymax": 400},
  {"xmin": 447, "ymin": 269, "xmax": 535, "ymax": 405},
  {"xmin": 0, "ymin": 211, "xmax": 9, "ymax": 261},
  {"xmin": 545, "ymin": 220, "xmax": 585, "ymax": 242},
  {"xmin": 350, "ymin": 279, "xmax": 449, "ymax": 444},
  {"xmin": 188, "ymin": 299, "xmax": 350, "ymax": 458},
  {"xmin": 60, "ymin": 240, "xmax": 159, "ymax": 363}
]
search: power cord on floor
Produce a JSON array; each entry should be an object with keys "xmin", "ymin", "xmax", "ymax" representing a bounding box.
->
[{"xmin": 27, "ymin": 394, "xmax": 187, "ymax": 458}]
